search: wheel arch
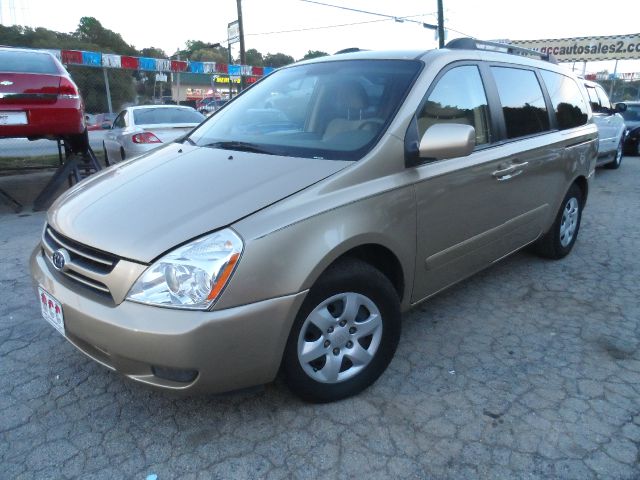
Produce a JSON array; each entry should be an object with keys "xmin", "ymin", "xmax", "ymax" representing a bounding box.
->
[
  {"xmin": 573, "ymin": 175, "xmax": 589, "ymax": 207},
  {"xmin": 317, "ymin": 243, "xmax": 406, "ymax": 304}
]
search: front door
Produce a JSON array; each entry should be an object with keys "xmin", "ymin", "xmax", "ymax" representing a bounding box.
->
[{"xmin": 411, "ymin": 64, "xmax": 555, "ymax": 303}]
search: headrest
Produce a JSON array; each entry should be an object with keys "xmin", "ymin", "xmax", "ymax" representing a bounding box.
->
[{"xmin": 335, "ymin": 81, "xmax": 368, "ymax": 111}]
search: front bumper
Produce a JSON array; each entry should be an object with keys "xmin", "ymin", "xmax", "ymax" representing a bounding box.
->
[{"xmin": 31, "ymin": 246, "xmax": 306, "ymax": 394}]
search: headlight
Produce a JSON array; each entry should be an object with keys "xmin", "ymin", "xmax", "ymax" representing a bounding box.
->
[{"xmin": 127, "ymin": 229, "xmax": 243, "ymax": 310}]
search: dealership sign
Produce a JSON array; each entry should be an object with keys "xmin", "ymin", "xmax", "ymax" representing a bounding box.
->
[{"xmin": 507, "ymin": 33, "xmax": 640, "ymax": 62}]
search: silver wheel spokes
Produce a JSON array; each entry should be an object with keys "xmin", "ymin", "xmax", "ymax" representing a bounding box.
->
[
  {"xmin": 297, "ymin": 292, "xmax": 383, "ymax": 384},
  {"xmin": 559, "ymin": 197, "xmax": 579, "ymax": 247}
]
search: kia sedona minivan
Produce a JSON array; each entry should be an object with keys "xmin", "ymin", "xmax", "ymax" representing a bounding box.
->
[{"xmin": 32, "ymin": 39, "xmax": 597, "ymax": 402}]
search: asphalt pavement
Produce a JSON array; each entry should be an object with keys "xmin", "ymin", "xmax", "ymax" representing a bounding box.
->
[{"xmin": 0, "ymin": 157, "xmax": 639, "ymax": 479}]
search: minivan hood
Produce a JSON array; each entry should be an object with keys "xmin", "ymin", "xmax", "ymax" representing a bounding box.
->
[{"xmin": 49, "ymin": 143, "xmax": 349, "ymax": 263}]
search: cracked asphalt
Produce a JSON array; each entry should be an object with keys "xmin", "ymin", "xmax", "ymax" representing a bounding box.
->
[{"xmin": 1, "ymin": 157, "xmax": 639, "ymax": 479}]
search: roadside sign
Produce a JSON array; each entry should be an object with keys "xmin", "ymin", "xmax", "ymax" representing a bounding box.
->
[
  {"xmin": 228, "ymin": 21, "xmax": 239, "ymax": 45},
  {"xmin": 505, "ymin": 33, "xmax": 640, "ymax": 62}
]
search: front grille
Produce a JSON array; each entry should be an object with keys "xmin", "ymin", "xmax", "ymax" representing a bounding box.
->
[{"xmin": 42, "ymin": 226, "xmax": 118, "ymax": 296}]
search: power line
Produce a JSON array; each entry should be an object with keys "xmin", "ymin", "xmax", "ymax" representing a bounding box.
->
[
  {"xmin": 443, "ymin": 25, "xmax": 476, "ymax": 40},
  {"xmin": 246, "ymin": 18, "xmax": 388, "ymax": 36},
  {"xmin": 299, "ymin": 0, "xmax": 438, "ymax": 27},
  {"xmin": 245, "ymin": 12, "xmax": 438, "ymax": 37}
]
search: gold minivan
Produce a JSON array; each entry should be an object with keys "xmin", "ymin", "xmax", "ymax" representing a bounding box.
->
[{"xmin": 31, "ymin": 39, "xmax": 597, "ymax": 402}]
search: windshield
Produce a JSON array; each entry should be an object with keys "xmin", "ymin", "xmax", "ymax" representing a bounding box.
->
[
  {"xmin": 621, "ymin": 104, "xmax": 640, "ymax": 123},
  {"xmin": 133, "ymin": 107, "xmax": 205, "ymax": 125},
  {"xmin": 188, "ymin": 59, "xmax": 422, "ymax": 160}
]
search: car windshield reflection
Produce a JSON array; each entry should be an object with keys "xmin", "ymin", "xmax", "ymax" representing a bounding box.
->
[{"xmin": 188, "ymin": 59, "xmax": 422, "ymax": 160}]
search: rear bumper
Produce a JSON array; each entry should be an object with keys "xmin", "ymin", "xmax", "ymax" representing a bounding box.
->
[
  {"xmin": 123, "ymin": 142, "xmax": 160, "ymax": 159},
  {"xmin": 0, "ymin": 101, "xmax": 84, "ymax": 138},
  {"xmin": 31, "ymin": 246, "xmax": 307, "ymax": 394}
]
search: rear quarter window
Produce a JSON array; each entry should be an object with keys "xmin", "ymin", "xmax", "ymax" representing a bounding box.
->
[
  {"xmin": 0, "ymin": 50, "xmax": 60, "ymax": 74},
  {"xmin": 540, "ymin": 71, "xmax": 588, "ymax": 130}
]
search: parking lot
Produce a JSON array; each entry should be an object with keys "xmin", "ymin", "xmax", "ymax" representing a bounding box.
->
[{"xmin": 0, "ymin": 157, "xmax": 639, "ymax": 479}]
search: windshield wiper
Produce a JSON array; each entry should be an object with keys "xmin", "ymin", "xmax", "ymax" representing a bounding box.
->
[
  {"xmin": 178, "ymin": 136, "xmax": 196, "ymax": 145},
  {"xmin": 202, "ymin": 141, "xmax": 275, "ymax": 155}
]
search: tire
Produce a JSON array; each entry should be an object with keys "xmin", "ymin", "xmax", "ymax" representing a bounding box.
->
[
  {"xmin": 605, "ymin": 138, "xmax": 623, "ymax": 169},
  {"xmin": 103, "ymin": 142, "xmax": 111, "ymax": 167},
  {"xmin": 532, "ymin": 183, "xmax": 583, "ymax": 259},
  {"xmin": 120, "ymin": 147, "xmax": 126, "ymax": 162},
  {"xmin": 283, "ymin": 258, "xmax": 401, "ymax": 402}
]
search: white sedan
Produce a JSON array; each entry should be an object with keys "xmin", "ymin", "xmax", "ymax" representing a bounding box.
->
[{"xmin": 102, "ymin": 105, "xmax": 205, "ymax": 164}]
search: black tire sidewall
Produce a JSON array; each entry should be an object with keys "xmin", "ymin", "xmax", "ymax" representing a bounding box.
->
[
  {"xmin": 552, "ymin": 184, "xmax": 583, "ymax": 257},
  {"xmin": 607, "ymin": 139, "xmax": 623, "ymax": 169},
  {"xmin": 283, "ymin": 259, "xmax": 401, "ymax": 402},
  {"xmin": 103, "ymin": 142, "xmax": 109, "ymax": 166}
]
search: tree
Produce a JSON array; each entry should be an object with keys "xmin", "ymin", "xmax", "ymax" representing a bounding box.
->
[
  {"xmin": 244, "ymin": 48, "xmax": 264, "ymax": 67},
  {"xmin": 300, "ymin": 50, "xmax": 329, "ymax": 61},
  {"xmin": 0, "ymin": 19, "xmax": 138, "ymax": 112},
  {"xmin": 190, "ymin": 47, "xmax": 229, "ymax": 64},
  {"xmin": 264, "ymin": 52, "xmax": 295, "ymax": 68},
  {"xmin": 75, "ymin": 17, "xmax": 136, "ymax": 55}
]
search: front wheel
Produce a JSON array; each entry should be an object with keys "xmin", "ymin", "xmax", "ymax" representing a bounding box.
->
[
  {"xmin": 532, "ymin": 183, "xmax": 583, "ymax": 259},
  {"xmin": 283, "ymin": 259, "xmax": 401, "ymax": 402},
  {"xmin": 103, "ymin": 142, "xmax": 111, "ymax": 166}
]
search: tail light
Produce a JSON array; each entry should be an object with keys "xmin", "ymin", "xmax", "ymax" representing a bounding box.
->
[
  {"xmin": 58, "ymin": 77, "xmax": 80, "ymax": 99},
  {"xmin": 132, "ymin": 132, "xmax": 162, "ymax": 144}
]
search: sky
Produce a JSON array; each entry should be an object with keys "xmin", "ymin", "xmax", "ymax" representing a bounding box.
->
[{"xmin": 1, "ymin": 0, "xmax": 639, "ymax": 74}]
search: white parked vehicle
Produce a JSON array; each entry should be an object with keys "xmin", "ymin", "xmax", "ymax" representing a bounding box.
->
[
  {"xmin": 583, "ymin": 80, "xmax": 627, "ymax": 169},
  {"xmin": 103, "ymin": 105, "xmax": 205, "ymax": 164}
]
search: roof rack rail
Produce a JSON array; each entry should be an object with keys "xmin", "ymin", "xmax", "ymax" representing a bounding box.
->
[
  {"xmin": 334, "ymin": 48, "xmax": 365, "ymax": 55},
  {"xmin": 445, "ymin": 38, "xmax": 557, "ymax": 64}
]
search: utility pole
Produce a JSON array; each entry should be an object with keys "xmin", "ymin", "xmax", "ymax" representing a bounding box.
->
[
  {"xmin": 176, "ymin": 53, "xmax": 181, "ymax": 105},
  {"xmin": 102, "ymin": 68, "xmax": 113, "ymax": 114},
  {"xmin": 609, "ymin": 59, "xmax": 618, "ymax": 100},
  {"xmin": 236, "ymin": 0, "xmax": 246, "ymax": 91},
  {"xmin": 437, "ymin": 0, "xmax": 445, "ymax": 48}
]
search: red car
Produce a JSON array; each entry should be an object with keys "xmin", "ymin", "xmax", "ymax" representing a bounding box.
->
[{"xmin": 0, "ymin": 47, "xmax": 85, "ymax": 141}]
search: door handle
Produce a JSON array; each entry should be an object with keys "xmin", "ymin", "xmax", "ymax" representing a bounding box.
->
[{"xmin": 492, "ymin": 161, "xmax": 528, "ymax": 181}]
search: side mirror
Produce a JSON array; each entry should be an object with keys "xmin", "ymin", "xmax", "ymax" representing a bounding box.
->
[
  {"xmin": 418, "ymin": 123, "xmax": 476, "ymax": 161},
  {"xmin": 615, "ymin": 102, "xmax": 627, "ymax": 113}
]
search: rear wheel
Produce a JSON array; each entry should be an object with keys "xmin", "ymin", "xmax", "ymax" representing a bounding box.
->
[
  {"xmin": 532, "ymin": 183, "xmax": 583, "ymax": 259},
  {"xmin": 605, "ymin": 138, "xmax": 623, "ymax": 169},
  {"xmin": 283, "ymin": 258, "xmax": 401, "ymax": 402}
]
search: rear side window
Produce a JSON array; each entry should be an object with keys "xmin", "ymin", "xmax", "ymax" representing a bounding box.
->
[
  {"xmin": 595, "ymin": 85, "xmax": 612, "ymax": 110},
  {"xmin": 540, "ymin": 71, "xmax": 588, "ymax": 130},
  {"xmin": 0, "ymin": 50, "xmax": 59, "ymax": 74},
  {"xmin": 491, "ymin": 67, "xmax": 550, "ymax": 139},
  {"xmin": 418, "ymin": 65, "xmax": 492, "ymax": 146}
]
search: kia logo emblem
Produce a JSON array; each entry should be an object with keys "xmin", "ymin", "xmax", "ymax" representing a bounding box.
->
[
  {"xmin": 52, "ymin": 248, "xmax": 70, "ymax": 271},
  {"xmin": 0, "ymin": 80, "xmax": 13, "ymax": 86}
]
